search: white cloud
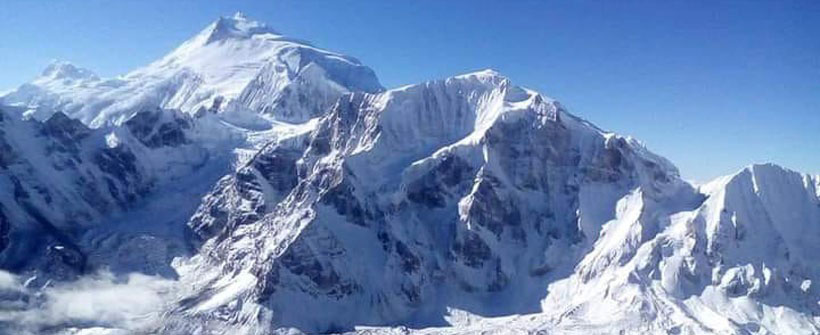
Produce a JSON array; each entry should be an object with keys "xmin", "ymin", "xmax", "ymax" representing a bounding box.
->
[
  {"xmin": 0, "ymin": 270, "xmax": 18, "ymax": 290},
  {"xmin": 0, "ymin": 270, "xmax": 175, "ymax": 334}
]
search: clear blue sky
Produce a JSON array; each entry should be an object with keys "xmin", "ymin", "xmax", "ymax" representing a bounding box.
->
[{"xmin": 1, "ymin": 1, "xmax": 818, "ymax": 182}]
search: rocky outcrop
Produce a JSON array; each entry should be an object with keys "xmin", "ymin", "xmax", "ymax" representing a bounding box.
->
[
  {"xmin": 0, "ymin": 105, "xmax": 209, "ymax": 278},
  {"xmin": 125, "ymin": 109, "xmax": 192, "ymax": 148}
]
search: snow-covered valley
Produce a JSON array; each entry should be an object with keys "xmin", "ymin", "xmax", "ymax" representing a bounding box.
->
[{"xmin": 0, "ymin": 13, "xmax": 817, "ymax": 335}]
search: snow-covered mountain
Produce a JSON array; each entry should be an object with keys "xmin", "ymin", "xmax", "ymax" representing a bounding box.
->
[
  {"xmin": 163, "ymin": 70, "xmax": 691, "ymax": 333},
  {"xmin": 1, "ymin": 12, "xmax": 383, "ymax": 127},
  {"xmin": 0, "ymin": 13, "xmax": 817, "ymax": 335}
]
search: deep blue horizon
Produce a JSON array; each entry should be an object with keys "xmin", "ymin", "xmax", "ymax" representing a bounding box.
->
[{"xmin": 1, "ymin": 1, "xmax": 818, "ymax": 182}]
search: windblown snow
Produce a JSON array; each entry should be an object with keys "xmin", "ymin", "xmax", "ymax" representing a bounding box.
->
[{"xmin": 0, "ymin": 13, "xmax": 817, "ymax": 335}]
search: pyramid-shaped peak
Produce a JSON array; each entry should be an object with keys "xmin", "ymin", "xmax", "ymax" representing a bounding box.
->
[
  {"xmin": 451, "ymin": 68, "xmax": 510, "ymax": 84},
  {"xmin": 471, "ymin": 68, "xmax": 503, "ymax": 77},
  {"xmin": 205, "ymin": 12, "xmax": 280, "ymax": 44}
]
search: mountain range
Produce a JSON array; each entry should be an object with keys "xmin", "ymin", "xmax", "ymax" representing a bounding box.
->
[{"xmin": 0, "ymin": 13, "xmax": 817, "ymax": 335}]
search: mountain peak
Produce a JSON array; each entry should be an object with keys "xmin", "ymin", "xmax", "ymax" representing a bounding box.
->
[
  {"xmin": 204, "ymin": 13, "xmax": 279, "ymax": 44},
  {"xmin": 232, "ymin": 11, "xmax": 248, "ymax": 21},
  {"xmin": 38, "ymin": 60, "xmax": 98, "ymax": 82},
  {"xmin": 472, "ymin": 68, "xmax": 502, "ymax": 77},
  {"xmin": 454, "ymin": 68, "xmax": 506, "ymax": 81},
  {"xmin": 733, "ymin": 162, "xmax": 796, "ymax": 181}
]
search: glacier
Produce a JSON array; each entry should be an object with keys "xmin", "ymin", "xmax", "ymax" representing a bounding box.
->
[{"xmin": 0, "ymin": 13, "xmax": 817, "ymax": 335}]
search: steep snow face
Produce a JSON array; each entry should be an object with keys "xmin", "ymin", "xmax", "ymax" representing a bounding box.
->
[
  {"xmin": 527, "ymin": 163, "xmax": 820, "ymax": 335},
  {"xmin": 1, "ymin": 13, "xmax": 383, "ymax": 127},
  {"xmin": 701, "ymin": 164, "xmax": 820, "ymax": 272},
  {"xmin": 167, "ymin": 71, "xmax": 688, "ymax": 333}
]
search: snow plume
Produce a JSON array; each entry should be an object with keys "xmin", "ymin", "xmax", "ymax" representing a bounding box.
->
[{"xmin": 0, "ymin": 270, "xmax": 174, "ymax": 335}]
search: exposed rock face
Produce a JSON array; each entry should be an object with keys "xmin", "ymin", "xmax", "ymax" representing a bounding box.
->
[
  {"xmin": 124, "ymin": 109, "xmax": 192, "ymax": 148},
  {"xmin": 42, "ymin": 112, "xmax": 91, "ymax": 149}
]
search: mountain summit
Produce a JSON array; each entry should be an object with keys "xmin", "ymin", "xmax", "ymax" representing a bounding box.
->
[
  {"xmin": 38, "ymin": 60, "xmax": 99, "ymax": 82},
  {"xmin": 202, "ymin": 12, "xmax": 280, "ymax": 44}
]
